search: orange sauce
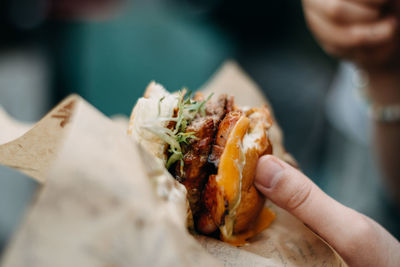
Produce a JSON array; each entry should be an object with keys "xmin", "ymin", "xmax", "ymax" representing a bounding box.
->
[{"xmin": 222, "ymin": 207, "xmax": 276, "ymax": 247}]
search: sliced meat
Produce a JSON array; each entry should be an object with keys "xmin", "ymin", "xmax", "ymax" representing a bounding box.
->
[
  {"xmin": 179, "ymin": 117, "xmax": 215, "ymax": 215},
  {"xmin": 205, "ymin": 94, "xmax": 229, "ymax": 122},
  {"xmin": 196, "ymin": 209, "xmax": 218, "ymax": 234},
  {"xmin": 174, "ymin": 94, "xmax": 231, "ymax": 217},
  {"xmin": 226, "ymin": 96, "xmax": 235, "ymax": 113},
  {"xmin": 179, "ymin": 117, "xmax": 215, "ymax": 179}
]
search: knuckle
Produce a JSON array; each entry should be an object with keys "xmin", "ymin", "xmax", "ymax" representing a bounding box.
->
[
  {"xmin": 348, "ymin": 29, "xmax": 366, "ymax": 47},
  {"xmin": 349, "ymin": 19, "xmax": 398, "ymax": 47},
  {"xmin": 327, "ymin": 0, "xmax": 344, "ymax": 21},
  {"xmin": 350, "ymin": 216, "xmax": 374, "ymax": 244},
  {"xmin": 284, "ymin": 180, "xmax": 313, "ymax": 212},
  {"xmin": 340, "ymin": 215, "xmax": 374, "ymax": 258}
]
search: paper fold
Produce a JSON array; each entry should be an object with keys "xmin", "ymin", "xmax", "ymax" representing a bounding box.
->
[
  {"xmin": 0, "ymin": 61, "xmax": 345, "ymax": 266},
  {"xmin": 0, "ymin": 95, "xmax": 79, "ymax": 183}
]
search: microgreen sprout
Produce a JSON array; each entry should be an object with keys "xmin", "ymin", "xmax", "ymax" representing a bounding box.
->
[{"xmin": 143, "ymin": 90, "xmax": 213, "ymax": 171}]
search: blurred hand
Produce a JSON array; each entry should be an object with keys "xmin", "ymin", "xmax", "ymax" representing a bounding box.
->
[
  {"xmin": 255, "ymin": 155, "xmax": 400, "ymax": 267},
  {"xmin": 302, "ymin": 0, "xmax": 400, "ymax": 69}
]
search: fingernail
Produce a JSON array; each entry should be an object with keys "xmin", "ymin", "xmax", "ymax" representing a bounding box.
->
[{"xmin": 255, "ymin": 156, "xmax": 284, "ymax": 189}]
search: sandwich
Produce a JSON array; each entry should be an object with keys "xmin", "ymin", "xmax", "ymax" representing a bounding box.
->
[{"xmin": 128, "ymin": 82, "xmax": 278, "ymax": 245}]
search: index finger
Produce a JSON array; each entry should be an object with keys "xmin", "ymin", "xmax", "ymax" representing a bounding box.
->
[{"xmin": 254, "ymin": 156, "xmax": 384, "ymax": 265}]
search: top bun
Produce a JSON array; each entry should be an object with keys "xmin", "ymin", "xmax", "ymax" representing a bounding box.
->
[{"xmin": 128, "ymin": 82, "xmax": 178, "ymax": 162}]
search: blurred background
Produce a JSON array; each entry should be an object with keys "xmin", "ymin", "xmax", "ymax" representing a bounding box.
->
[{"xmin": 0, "ymin": 0, "xmax": 399, "ymax": 255}]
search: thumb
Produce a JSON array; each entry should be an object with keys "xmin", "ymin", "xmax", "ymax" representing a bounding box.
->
[{"xmin": 254, "ymin": 155, "xmax": 382, "ymax": 265}]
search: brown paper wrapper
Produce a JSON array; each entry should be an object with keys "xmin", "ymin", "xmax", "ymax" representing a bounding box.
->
[{"xmin": 0, "ymin": 62, "xmax": 346, "ymax": 266}]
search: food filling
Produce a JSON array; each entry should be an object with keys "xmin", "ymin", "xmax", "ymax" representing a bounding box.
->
[{"xmin": 144, "ymin": 91, "xmax": 272, "ymax": 241}]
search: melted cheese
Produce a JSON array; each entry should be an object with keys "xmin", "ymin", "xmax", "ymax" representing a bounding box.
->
[
  {"xmin": 216, "ymin": 116, "xmax": 250, "ymax": 238},
  {"xmin": 221, "ymin": 108, "xmax": 273, "ymax": 242}
]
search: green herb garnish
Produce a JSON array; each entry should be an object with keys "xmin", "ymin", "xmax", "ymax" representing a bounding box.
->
[{"xmin": 143, "ymin": 90, "xmax": 213, "ymax": 171}]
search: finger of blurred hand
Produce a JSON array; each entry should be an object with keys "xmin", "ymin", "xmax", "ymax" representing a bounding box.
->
[
  {"xmin": 254, "ymin": 155, "xmax": 400, "ymax": 266},
  {"xmin": 305, "ymin": 0, "xmax": 381, "ymax": 24},
  {"xmin": 349, "ymin": 0, "xmax": 389, "ymax": 6},
  {"xmin": 305, "ymin": 10, "xmax": 397, "ymax": 53}
]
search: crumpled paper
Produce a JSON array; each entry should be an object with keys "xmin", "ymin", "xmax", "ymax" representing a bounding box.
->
[{"xmin": 0, "ymin": 62, "xmax": 346, "ymax": 266}]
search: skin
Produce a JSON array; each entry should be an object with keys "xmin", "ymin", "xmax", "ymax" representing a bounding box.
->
[
  {"xmin": 302, "ymin": 0, "xmax": 400, "ymax": 67},
  {"xmin": 255, "ymin": 155, "xmax": 400, "ymax": 267}
]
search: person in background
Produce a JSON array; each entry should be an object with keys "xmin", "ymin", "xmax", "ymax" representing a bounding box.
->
[
  {"xmin": 256, "ymin": 0, "xmax": 400, "ymax": 266},
  {"xmin": 305, "ymin": 0, "xmax": 400, "ymax": 202},
  {"xmin": 303, "ymin": 0, "xmax": 400, "ymax": 205}
]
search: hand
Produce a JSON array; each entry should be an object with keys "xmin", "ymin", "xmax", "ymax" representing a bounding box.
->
[
  {"xmin": 255, "ymin": 155, "xmax": 400, "ymax": 267},
  {"xmin": 302, "ymin": 0, "xmax": 400, "ymax": 69}
]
